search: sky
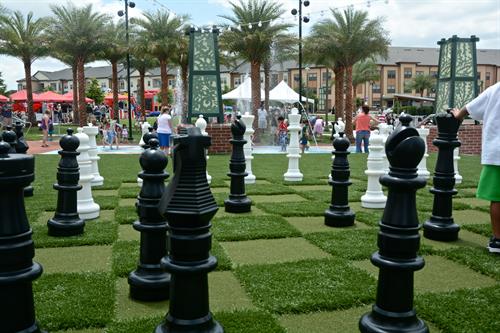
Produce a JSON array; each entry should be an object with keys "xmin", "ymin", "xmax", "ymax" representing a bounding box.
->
[{"xmin": 0, "ymin": 0, "xmax": 499, "ymax": 90}]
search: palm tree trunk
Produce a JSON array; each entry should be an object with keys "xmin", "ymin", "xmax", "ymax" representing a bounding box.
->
[
  {"xmin": 72, "ymin": 62, "xmax": 79, "ymax": 124},
  {"xmin": 139, "ymin": 69, "xmax": 146, "ymax": 120},
  {"xmin": 77, "ymin": 56, "xmax": 87, "ymax": 126},
  {"xmin": 334, "ymin": 66, "xmax": 344, "ymax": 121},
  {"xmin": 263, "ymin": 59, "xmax": 270, "ymax": 115},
  {"xmin": 181, "ymin": 64, "xmax": 188, "ymax": 121},
  {"xmin": 112, "ymin": 61, "xmax": 119, "ymax": 121},
  {"xmin": 345, "ymin": 65, "xmax": 354, "ymax": 141},
  {"xmin": 24, "ymin": 61, "xmax": 36, "ymax": 125},
  {"xmin": 160, "ymin": 58, "xmax": 168, "ymax": 107},
  {"xmin": 250, "ymin": 60, "xmax": 260, "ymax": 132}
]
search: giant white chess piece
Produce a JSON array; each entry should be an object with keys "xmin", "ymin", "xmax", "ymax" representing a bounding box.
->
[
  {"xmin": 139, "ymin": 122, "xmax": 150, "ymax": 147},
  {"xmin": 195, "ymin": 115, "xmax": 212, "ymax": 184},
  {"xmin": 75, "ymin": 128, "xmax": 100, "ymax": 220},
  {"xmin": 241, "ymin": 112, "xmax": 256, "ymax": 184},
  {"xmin": 284, "ymin": 108, "xmax": 303, "ymax": 181},
  {"xmin": 361, "ymin": 131, "xmax": 387, "ymax": 208},
  {"xmin": 83, "ymin": 123, "xmax": 104, "ymax": 186},
  {"xmin": 329, "ymin": 118, "xmax": 346, "ymax": 180},
  {"xmin": 454, "ymin": 148, "xmax": 463, "ymax": 184},
  {"xmin": 416, "ymin": 126, "xmax": 430, "ymax": 179},
  {"xmin": 378, "ymin": 123, "xmax": 391, "ymax": 174}
]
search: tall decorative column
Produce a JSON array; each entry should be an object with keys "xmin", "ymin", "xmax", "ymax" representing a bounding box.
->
[
  {"xmin": 423, "ymin": 111, "xmax": 461, "ymax": 241},
  {"xmin": 359, "ymin": 120, "xmax": 428, "ymax": 333},
  {"xmin": 48, "ymin": 129, "xmax": 85, "ymax": 236},
  {"xmin": 454, "ymin": 148, "xmax": 462, "ymax": 184},
  {"xmin": 417, "ymin": 126, "xmax": 431, "ymax": 179},
  {"xmin": 240, "ymin": 112, "xmax": 256, "ymax": 184},
  {"xmin": 0, "ymin": 141, "xmax": 44, "ymax": 333},
  {"xmin": 284, "ymin": 107, "xmax": 303, "ymax": 182},
  {"xmin": 195, "ymin": 115, "xmax": 212, "ymax": 184},
  {"xmin": 156, "ymin": 127, "xmax": 223, "ymax": 333},
  {"xmin": 75, "ymin": 128, "xmax": 100, "ymax": 220},
  {"xmin": 361, "ymin": 132, "xmax": 387, "ymax": 208},
  {"xmin": 83, "ymin": 123, "xmax": 104, "ymax": 187}
]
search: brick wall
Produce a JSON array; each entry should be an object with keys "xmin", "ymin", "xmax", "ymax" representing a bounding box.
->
[
  {"xmin": 206, "ymin": 123, "xmax": 232, "ymax": 154},
  {"xmin": 426, "ymin": 124, "xmax": 482, "ymax": 155}
]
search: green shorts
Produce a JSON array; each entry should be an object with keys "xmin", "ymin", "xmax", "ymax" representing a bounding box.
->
[{"xmin": 477, "ymin": 165, "xmax": 500, "ymax": 202}]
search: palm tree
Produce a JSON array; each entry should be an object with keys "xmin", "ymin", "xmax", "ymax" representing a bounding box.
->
[
  {"xmin": 51, "ymin": 51, "xmax": 79, "ymax": 123},
  {"xmin": 0, "ymin": 11, "xmax": 49, "ymax": 124},
  {"xmin": 132, "ymin": 10, "xmax": 186, "ymax": 108},
  {"xmin": 406, "ymin": 74, "xmax": 435, "ymax": 97},
  {"xmin": 50, "ymin": 3, "xmax": 109, "ymax": 126},
  {"xmin": 220, "ymin": 0, "xmax": 290, "ymax": 128},
  {"xmin": 352, "ymin": 59, "xmax": 380, "ymax": 102},
  {"xmin": 101, "ymin": 21, "xmax": 126, "ymax": 120}
]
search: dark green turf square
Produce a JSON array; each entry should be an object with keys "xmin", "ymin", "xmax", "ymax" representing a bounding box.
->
[
  {"xmin": 118, "ymin": 198, "xmax": 136, "ymax": 207},
  {"xmin": 33, "ymin": 220, "xmax": 118, "ymax": 248},
  {"xmin": 115, "ymin": 206, "xmax": 137, "ymax": 224},
  {"xmin": 285, "ymin": 216, "xmax": 371, "ymax": 234},
  {"xmin": 93, "ymin": 189, "xmax": 119, "ymax": 197},
  {"xmin": 246, "ymin": 183, "xmax": 296, "ymax": 195},
  {"xmin": 235, "ymin": 258, "xmax": 376, "ymax": 314},
  {"xmin": 305, "ymin": 229, "xmax": 378, "ymax": 260},
  {"xmin": 35, "ymin": 272, "xmax": 115, "ymax": 331},
  {"xmin": 212, "ymin": 215, "xmax": 301, "ymax": 241},
  {"xmin": 118, "ymin": 186, "xmax": 141, "ymax": 198},
  {"xmin": 438, "ymin": 246, "xmax": 500, "ymax": 281},
  {"xmin": 462, "ymin": 223, "xmax": 491, "ymax": 237},
  {"xmin": 454, "ymin": 209, "xmax": 490, "ymax": 225},
  {"xmin": 251, "ymin": 194, "xmax": 307, "ymax": 203},
  {"xmin": 298, "ymin": 189, "xmax": 362, "ymax": 203},
  {"xmin": 421, "ymin": 230, "xmax": 489, "ymax": 251},
  {"xmin": 94, "ymin": 195, "xmax": 119, "ymax": 210},
  {"xmin": 257, "ymin": 201, "xmax": 328, "ymax": 217}
]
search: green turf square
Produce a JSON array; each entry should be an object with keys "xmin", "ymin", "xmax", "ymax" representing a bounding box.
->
[
  {"xmin": 454, "ymin": 209, "xmax": 490, "ymax": 225},
  {"xmin": 215, "ymin": 206, "xmax": 266, "ymax": 218},
  {"xmin": 251, "ymin": 194, "xmax": 307, "ymax": 203},
  {"xmin": 221, "ymin": 238, "xmax": 330, "ymax": 266},
  {"xmin": 352, "ymin": 255, "xmax": 496, "ymax": 293},
  {"xmin": 290, "ymin": 185, "xmax": 330, "ymax": 192},
  {"xmin": 36, "ymin": 245, "xmax": 112, "ymax": 274},
  {"xmin": 118, "ymin": 186, "xmax": 141, "ymax": 198},
  {"xmin": 35, "ymin": 272, "xmax": 115, "ymax": 331},
  {"xmin": 456, "ymin": 187, "xmax": 477, "ymax": 198},
  {"xmin": 99, "ymin": 210, "xmax": 115, "ymax": 222},
  {"xmin": 212, "ymin": 215, "xmax": 301, "ymax": 241},
  {"xmin": 120, "ymin": 182, "xmax": 139, "ymax": 188},
  {"xmin": 93, "ymin": 189, "xmax": 119, "ymax": 197},
  {"xmin": 257, "ymin": 201, "xmax": 328, "ymax": 217},
  {"xmin": 298, "ymin": 190, "xmax": 362, "ymax": 203},
  {"xmin": 33, "ymin": 220, "xmax": 118, "ymax": 248},
  {"xmin": 421, "ymin": 230, "xmax": 489, "ymax": 251},
  {"xmin": 246, "ymin": 183, "xmax": 296, "ymax": 195},
  {"xmin": 35, "ymin": 211, "xmax": 55, "ymax": 225},
  {"xmin": 305, "ymin": 229, "xmax": 378, "ymax": 260},
  {"xmin": 455, "ymin": 197, "xmax": 488, "ymax": 209},
  {"xmin": 285, "ymin": 216, "xmax": 371, "ymax": 234},
  {"xmin": 115, "ymin": 206, "xmax": 137, "ymax": 224},
  {"xmin": 119, "ymin": 198, "xmax": 136, "ymax": 207},
  {"xmin": 54, "ymin": 329, "xmax": 104, "ymax": 333},
  {"xmin": 284, "ymin": 178, "xmax": 329, "ymax": 185},
  {"xmin": 235, "ymin": 258, "xmax": 376, "ymax": 314},
  {"xmin": 416, "ymin": 286, "xmax": 500, "ymax": 333},
  {"xmin": 211, "ymin": 187, "xmax": 229, "ymax": 194},
  {"xmin": 118, "ymin": 224, "xmax": 138, "ymax": 241},
  {"xmin": 438, "ymin": 247, "xmax": 500, "ymax": 280},
  {"xmin": 94, "ymin": 195, "xmax": 119, "ymax": 210},
  {"xmin": 462, "ymin": 223, "xmax": 491, "ymax": 237}
]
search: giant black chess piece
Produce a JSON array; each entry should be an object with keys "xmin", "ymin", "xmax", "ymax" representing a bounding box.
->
[
  {"xmin": 359, "ymin": 121, "xmax": 428, "ymax": 333},
  {"xmin": 47, "ymin": 129, "xmax": 85, "ymax": 236},
  {"xmin": 143, "ymin": 127, "xmax": 158, "ymax": 149},
  {"xmin": 423, "ymin": 110, "xmax": 461, "ymax": 241},
  {"xmin": 224, "ymin": 116, "xmax": 251, "ymax": 213},
  {"xmin": 0, "ymin": 140, "xmax": 44, "ymax": 332},
  {"xmin": 324, "ymin": 132, "xmax": 355, "ymax": 227},
  {"xmin": 156, "ymin": 127, "xmax": 223, "ymax": 333},
  {"xmin": 129, "ymin": 138, "xmax": 170, "ymax": 301},
  {"xmin": 15, "ymin": 122, "xmax": 34, "ymax": 196},
  {"xmin": 2, "ymin": 125, "xmax": 17, "ymax": 153}
]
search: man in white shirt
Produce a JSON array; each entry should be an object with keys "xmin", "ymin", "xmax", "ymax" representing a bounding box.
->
[
  {"xmin": 452, "ymin": 82, "xmax": 500, "ymax": 253},
  {"xmin": 257, "ymin": 102, "xmax": 268, "ymax": 136}
]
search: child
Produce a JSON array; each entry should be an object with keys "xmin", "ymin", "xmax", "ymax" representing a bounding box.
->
[
  {"xmin": 277, "ymin": 116, "xmax": 288, "ymax": 152},
  {"xmin": 121, "ymin": 124, "xmax": 129, "ymax": 144},
  {"xmin": 452, "ymin": 82, "xmax": 500, "ymax": 253},
  {"xmin": 101, "ymin": 119, "xmax": 109, "ymax": 147},
  {"xmin": 300, "ymin": 119, "xmax": 309, "ymax": 153}
]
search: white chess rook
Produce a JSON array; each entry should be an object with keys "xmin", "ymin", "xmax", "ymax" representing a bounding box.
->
[
  {"xmin": 454, "ymin": 148, "xmax": 463, "ymax": 184},
  {"xmin": 284, "ymin": 108, "xmax": 303, "ymax": 181},
  {"xmin": 83, "ymin": 124, "xmax": 104, "ymax": 186},
  {"xmin": 241, "ymin": 112, "xmax": 256, "ymax": 184},
  {"xmin": 361, "ymin": 132, "xmax": 387, "ymax": 208},
  {"xmin": 195, "ymin": 115, "xmax": 212, "ymax": 184},
  {"xmin": 75, "ymin": 128, "xmax": 100, "ymax": 220},
  {"xmin": 416, "ymin": 126, "xmax": 430, "ymax": 179}
]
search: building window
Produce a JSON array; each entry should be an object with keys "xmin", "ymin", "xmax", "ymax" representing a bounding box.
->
[
  {"xmin": 416, "ymin": 71, "xmax": 424, "ymax": 76},
  {"xmin": 372, "ymin": 100, "xmax": 381, "ymax": 107},
  {"xmin": 101, "ymin": 82, "xmax": 107, "ymax": 88},
  {"xmin": 387, "ymin": 85, "xmax": 396, "ymax": 93},
  {"xmin": 486, "ymin": 72, "xmax": 491, "ymax": 81},
  {"xmin": 293, "ymin": 74, "xmax": 299, "ymax": 82},
  {"xmin": 404, "ymin": 68, "xmax": 412, "ymax": 79},
  {"xmin": 168, "ymin": 79, "xmax": 175, "ymax": 87},
  {"xmin": 372, "ymin": 84, "xmax": 381, "ymax": 93},
  {"xmin": 477, "ymin": 72, "xmax": 481, "ymax": 80},
  {"xmin": 308, "ymin": 73, "xmax": 317, "ymax": 82},
  {"xmin": 119, "ymin": 81, "xmax": 125, "ymax": 89},
  {"xmin": 322, "ymin": 72, "xmax": 332, "ymax": 81},
  {"xmin": 147, "ymin": 81, "xmax": 151, "ymax": 87},
  {"xmin": 40, "ymin": 83, "xmax": 45, "ymax": 90},
  {"xmin": 153, "ymin": 79, "xmax": 161, "ymax": 88},
  {"xmin": 50, "ymin": 83, "xmax": 57, "ymax": 90},
  {"xmin": 234, "ymin": 77, "xmax": 241, "ymax": 86},
  {"xmin": 404, "ymin": 81, "xmax": 412, "ymax": 93},
  {"xmin": 221, "ymin": 77, "xmax": 228, "ymax": 86},
  {"xmin": 431, "ymin": 71, "xmax": 438, "ymax": 78},
  {"xmin": 387, "ymin": 70, "xmax": 396, "ymax": 79}
]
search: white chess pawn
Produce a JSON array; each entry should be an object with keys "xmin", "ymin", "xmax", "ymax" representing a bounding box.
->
[
  {"xmin": 361, "ymin": 132, "xmax": 387, "ymax": 208},
  {"xmin": 83, "ymin": 123, "xmax": 104, "ymax": 186},
  {"xmin": 284, "ymin": 108, "xmax": 303, "ymax": 181},
  {"xmin": 416, "ymin": 126, "xmax": 430, "ymax": 179},
  {"xmin": 378, "ymin": 123, "xmax": 390, "ymax": 174},
  {"xmin": 195, "ymin": 115, "xmax": 212, "ymax": 184},
  {"xmin": 240, "ymin": 112, "xmax": 256, "ymax": 184},
  {"xmin": 139, "ymin": 122, "xmax": 150, "ymax": 147},
  {"xmin": 75, "ymin": 128, "xmax": 100, "ymax": 220},
  {"xmin": 454, "ymin": 148, "xmax": 463, "ymax": 184}
]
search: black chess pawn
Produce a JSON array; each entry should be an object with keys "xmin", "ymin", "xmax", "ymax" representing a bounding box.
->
[
  {"xmin": 324, "ymin": 132, "xmax": 355, "ymax": 227},
  {"xmin": 423, "ymin": 110, "xmax": 461, "ymax": 241},
  {"xmin": 14, "ymin": 122, "xmax": 34, "ymax": 197},
  {"xmin": 129, "ymin": 138, "xmax": 170, "ymax": 301},
  {"xmin": 2, "ymin": 125, "xmax": 17, "ymax": 153},
  {"xmin": 47, "ymin": 129, "xmax": 85, "ymax": 236},
  {"xmin": 143, "ymin": 127, "xmax": 158, "ymax": 149},
  {"xmin": 156, "ymin": 127, "xmax": 223, "ymax": 333},
  {"xmin": 359, "ymin": 121, "xmax": 428, "ymax": 333},
  {"xmin": 0, "ymin": 140, "xmax": 44, "ymax": 332},
  {"xmin": 224, "ymin": 115, "xmax": 251, "ymax": 213}
]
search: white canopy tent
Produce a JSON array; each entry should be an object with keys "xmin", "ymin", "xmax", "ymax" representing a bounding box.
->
[
  {"xmin": 269, "ymin": 80, "xmax": 315, "ymax": 104},
  {"xmin": 222, "ymin": 76, "xmax": 264, "ymax": 100}
]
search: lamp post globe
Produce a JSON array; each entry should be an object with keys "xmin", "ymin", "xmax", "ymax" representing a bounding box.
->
[
  {"xmin": 129, "ymin": 1, "xmax": 135, "ymax": 8},
  {"xmin": 117, "ymin": 10, "xmax": 124, "ymax": 17},
  {"xmin": 304, "ymin": 0, "xmax": 310, "ymax": 6},
  {"xmin": 291, "ymin": 8, "xmax": 298, "ymax": 15}
]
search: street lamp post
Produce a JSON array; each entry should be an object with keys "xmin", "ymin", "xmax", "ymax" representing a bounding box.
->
[
  {"xmin": 118, "ymin": 0, "xmax": 135, "ymax": 141},
  {"xmin": 291, "ymin": 0, "xmax": 310, "ymax": 106}
]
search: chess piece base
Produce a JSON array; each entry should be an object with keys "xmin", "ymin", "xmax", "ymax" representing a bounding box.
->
[
  {"xmin": 47, "ymin": 217, "xmax": 85, "ymax": 237},
  {"xmin": 359, "ymin": 306, "xmax": 429, "ymax": 333},
  {"xmin": 244, "ymin": 174, "xmax": 256, "ymax": 184},
  {"xmin": 224, "ymin": 197, "xmax": 252, "ymax": 213},
  {"xmin": 324, "ymin": 209, "xmax": 355, "ymax": 227},
  {"xmin": 284, "ymin": 171, "xmax": 304, "ymax": 182},
  {"xmin": 91, "ymin": 175, "xmax": 104, "ymax": 187},
  {"xmin": 13, "ymin": 321, "xmax": 46, "ymax": 333},
  {"xmin": 423, "ymin": 218, "xmax": 460, "ymax": 241},
  {"xmin": 128, "ymin": 270, "xmax": 170, "ymax": 302},
  {"xmin": 155, "ymin": 317, "xmax": 223, "ymax": 333},
  {"xmin": 24, "ymin": 186, "xmax": 34, "ymax": 197},
  {"xmin": 361, "ymin": 193, "xmax": 387, "ymax": 209},
  {"xmin": 77, "ymin": 202, "xmax": 100, "ymax": 220}
]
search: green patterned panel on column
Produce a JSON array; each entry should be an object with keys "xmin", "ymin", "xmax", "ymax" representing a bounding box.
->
[
  {"xmin": 434, "ymin": 35, "xmax": 479, "ymax": 114},
  {"xmin": 188, "ymin": 28, "xmax": 223, "ymax": 123}
]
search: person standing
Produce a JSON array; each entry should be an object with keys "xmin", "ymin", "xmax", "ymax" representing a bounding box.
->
[
  {"xmin": 257, "ymin": 102, "xmax": 268, "ymax": 137},
  {"xmin": 157, "ymin": 106, "xmax": 173, "ymax": 155},
  {"xmin": 41, "ymin": 110, "xmax": 50, "ymax": 147},
  {"xmin": 313, "ymin": 116, "xmax": 324, "ymax": 137},
  {"xmin": 277, "ymin": 116, "xmax": 288, "ymax": 152},
  {"xmin": 452, "ymin": 82, "xmax": 500, "ymax": 253},
  {"xmin": 354, "ymin": 105, "xmax": 378, "ymax": 153}
]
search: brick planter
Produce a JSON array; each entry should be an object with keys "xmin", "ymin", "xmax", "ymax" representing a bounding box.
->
[
  {"xmin": 206, "ymin": 123, "xmax": 232, "ymax": 154},
  {"xmin": 426, "ymin": 124, "xmax": 481, "ymax": 155}
]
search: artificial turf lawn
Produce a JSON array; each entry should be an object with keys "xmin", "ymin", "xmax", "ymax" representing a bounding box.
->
[{"xmin": 22, "ymin": 153, "xmax": 500, "ymax": 332}]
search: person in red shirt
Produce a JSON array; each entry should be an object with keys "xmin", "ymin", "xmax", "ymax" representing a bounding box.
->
[
  {"xmin": 277, "ymin": 116, "xmax": 288, "ymax": 152},
  {"xmin": 354, "ymin": 105, "xmax": 378, "ymax": 153}
]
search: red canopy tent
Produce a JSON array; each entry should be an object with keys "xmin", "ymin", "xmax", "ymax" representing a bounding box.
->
[
  {"xmin": 37, "ymin": 91, "xmax": 66, "ymax": 103},
  {"xmin": 9, "ymin": 89, "xmax": 42, "ymax": 102},
  {"xmin": 61, "ymin": 92, "xmax": 94, "ymax": 103},
  {"xmin": 0, "ymin": 94, "xmax": 8, "ymax": 102},
  {"xmin": 104, "ymin": 93, "xmax": 130, "ymax": 101}
]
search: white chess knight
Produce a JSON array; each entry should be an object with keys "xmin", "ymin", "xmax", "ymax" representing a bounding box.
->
[
  {"xmin": 83, "ymin": 123, "xmax": 104, "ymax": 186},
  {"xmin": 328, "ymin": 118, "xmax": 346, "ymax": 180},
  {"xmin": 75, "ymin": 128, "xmax": 100, "ymax": 220},
  {"xmin": 240, "ymin": 112, "xmax": 256, "ymax": 184},
  {"xmin": 361, "ymin": 131, "xmax": 387, "ymax": 208},
  {"xmin": 195, "ymin": 115, "xmax": 212, "ymax": 184},
  {"xmin": 454, "ymin": 148, "xmax": 463, "ymax": 184},
  {"xmin": 416, "ymin": 126, "xmax": 430, "ymax": 179},
  {"xmin": 139, "ymin": 122, "xmax": 150, "ymax": 147},
  {"xmin": 284, "ymin": 107, "xmax": 303, "ymax": 181}
]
